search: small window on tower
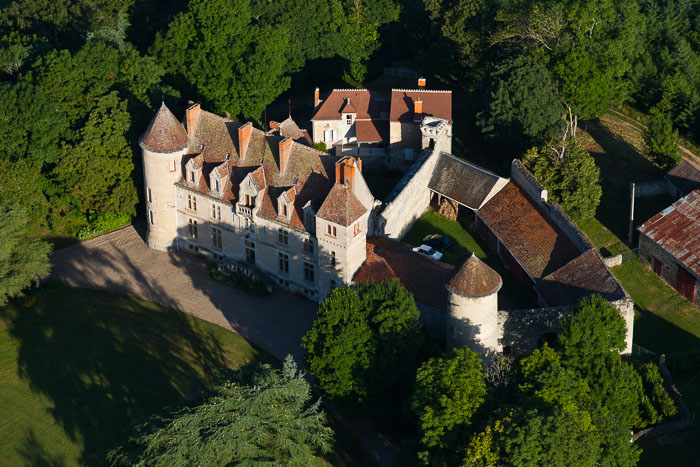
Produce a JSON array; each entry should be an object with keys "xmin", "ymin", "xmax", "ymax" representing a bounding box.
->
[
  {"xmin": 147, "ymin": 187, "xmax": 152, "ymax": 203},
  {"xmin": 169, "ymin": 160, "xmax": 176, "ymax": 172}
]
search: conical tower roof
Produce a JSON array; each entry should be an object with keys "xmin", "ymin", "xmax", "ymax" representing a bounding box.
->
[
  {"xmin": 139, "ymin": 102, "xmax": 189, "ymax": 153},
  {"xmin": 447, "ymin": 253, "xmax": 502, "ymax": 297}
]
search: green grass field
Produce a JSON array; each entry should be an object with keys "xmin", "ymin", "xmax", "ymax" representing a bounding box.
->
[
  {"xmin": 402, "ymin": 209, "xmax": 536, "ymax": 309},
  {"xmin": 0, "ymin": 285, "xmax": 372, "ymax": 467}
]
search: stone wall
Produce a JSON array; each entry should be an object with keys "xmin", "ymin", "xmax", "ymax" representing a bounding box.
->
[
  {"xmin": 633, "ymin": 179, "xmax": 674, "ymax": 198},
  {"xmin": 416, "ymin": 302, "xmax": 447, "ymax": 339}
]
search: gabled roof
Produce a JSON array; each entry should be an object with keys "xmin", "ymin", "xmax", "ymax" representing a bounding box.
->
[
  {"xmin": 448, "ymin": 254, "xmax": 502, "ymax": 297},
  {"xmin": 270, "ymin": 117, "xmax": 313, "ymax": 146},
  {"xmin": 477, "ymin": 181, "xmax": 581, "ymax": 279},
  {"xmin": 339, "ymin": 98, "xmax": 357, "ymax": 114},
  {"xmin": 429, "ymin": 153, "xmax": 503, "ymax": 210},
  {"xmin": 353, "ymin": 237, "xmax": 455, "ymax": 310},
  {"xmin": 535, "ymin": 249, "xmax": 627, "ymax": 307},
  {"xmin": 638, "ymin": 189, "xmax": 700, "ymax": 277},
  {"xmin": 316, "ymin": 183, "xmax": 367, "ymax": 226},
  {"xmin": 139, "ymin": 103, "xmax": 189, "ymax": 152},
  {"xmin": 665, "ymin": 161, "xmax": 700, "ymax": 196},
  {"xmin": 311, "ymin": 89, "xmax": 390, "ymax": 121},
  {"xmin": 390, "ymin": 89, "xmax": 452, "ymax": 124}
]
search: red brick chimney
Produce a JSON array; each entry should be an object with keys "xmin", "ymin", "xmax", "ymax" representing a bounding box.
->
[
  {"xmin": 279, "ymin": 137, "xmax": 292, "ymax": 173},
  {"xmin": 186, "ymin": 103, "xmax": 201, "ymax": 137},
  {"xmin": 238, "ymin": 122, "xmax": 252, "ymax": 161},
  {"xmin": 314, "ymin": 87, "xmax": 320, "ymax": 108},
  {"xmin": 418, "ymin": 77, "xmax": 426, "ymax": 88},
  {"xmin": 414, "ymin": 98, "xmax": 423, "ymax": 122},
  {"xmin": 357, "ymin": 157, "xmax": 362, "ymax": 173},
  {"xmin": 335, "ymin": 156, "xmax": 355, "ymax": 189}
]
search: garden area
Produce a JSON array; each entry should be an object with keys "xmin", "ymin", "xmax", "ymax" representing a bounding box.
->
[
  {"xmin": 0, "ymin": 284, "xmax": 372, "ymax": 467},
  {"xmin": 402, "ymin": 209, "xmax": 536, "ymax": 310}
]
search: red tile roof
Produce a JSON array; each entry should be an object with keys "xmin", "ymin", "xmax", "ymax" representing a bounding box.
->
[
  {"xmin": 272, "ymin": 117, "xmax": 313, "ymax": 146},
  {"xmin": 339, "ymin": 98, "xmax": 357, "ymax": 114},
  {"xmin": 316, "ymin": 183, "xmax": 367, "ymax": 226},
  {"xmin": 311, "ymin": 89, "xmax": 390, "ymax": 121},
  {"xmin": 389, "ymin": 89, "xmax": 452, "ymax": 124},
  {"xmin": 448, "ymin": 254, "xmax": 502, "ymax": 297},
  {"xmin": 355, "ymin": 120, "xmax": 389, "ymax": 143},
  {"xmin": 477, "ymin": 181, "xmax": 581, "ymax": 279},
  {"xmin": 353, "ymin": 237, "xmax": 455, "ymax": 310},
  {"xmin": 139, "ymin": 103, "xmax": 189, "ymax": 152},
  {"xmin": 638, "ymin": 189, "xmax": 700, "ymax": 276}
]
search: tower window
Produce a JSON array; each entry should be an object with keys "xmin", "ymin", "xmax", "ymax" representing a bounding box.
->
[
  {"xmin": 149, "ymin": 210, "xmax": 154, "ymax": 225},
  {"xmin": 326, "ymin": 224, "xmax": 336, "ymax": 237},
  {"xmin": 330, "ymin": 251, "xmax": 336, "ymax": 268},
  {"xmin": 147, "ymin": 187, "xmax": 152, "ymax": 203},
  {"xmin": 169, "ymin": 160, "xmax": 176, "ymax": 172},
  {"xmin": 353, "ymin": 222, "xmax": 360, "ymax": 237}
]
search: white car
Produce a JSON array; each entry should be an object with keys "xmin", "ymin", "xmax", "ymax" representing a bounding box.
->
[{"xmin": 413, "ymin": 244, "xmax": 443, "ymax": 260}]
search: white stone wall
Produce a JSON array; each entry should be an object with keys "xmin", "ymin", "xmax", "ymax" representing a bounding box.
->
[
  {"xmin": 446, "ymin": 290, "xmax": 501, "ymax": 355},
  {"xmin": 312, "ymin": 119, "xmax": 354, "ymax": 150},
  {"xmin": 143, "ymin": 146, "xmax": 187, "ymax": 251}
]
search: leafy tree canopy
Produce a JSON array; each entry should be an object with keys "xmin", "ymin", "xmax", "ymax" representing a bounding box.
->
[
  {"xmin": 108, "ymin": 356, "xmax": 333, "ymax": 466},
  {"xmin": 644, "ymin": 108, "xmax": 681, "ymax": 168}
]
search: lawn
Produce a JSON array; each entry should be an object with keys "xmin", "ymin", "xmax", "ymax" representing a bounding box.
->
[
  {"xmin": 0, "ymin": 284, "xmax": 373, "ymax": 467},
  {"xmin": 402, "ymin": 209, "xmax": 536, "ymax": 309}
]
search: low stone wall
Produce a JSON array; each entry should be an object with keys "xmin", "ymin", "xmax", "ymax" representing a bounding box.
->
[
  {"xmin": 498, "ymin": 307, "xmax": 572, "ymax": 355},
  {"xmin": 633, "ymin": 179, "xmax": 674, "ymax": 198},
  {"xmin": 603, "ymin": 254, "xmax": 623, "ymax": 268}
]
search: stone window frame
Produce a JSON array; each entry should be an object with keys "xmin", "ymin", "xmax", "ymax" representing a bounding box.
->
[
  {"xmin": 188, "ymin": 218, "xmax": 198, "ymax": 239},
  {"xmin": 278, "ymin": 228, "xmax": 289, "ymax": 245},
  {"xmin": 279, "ymin": 252, "xmax": 289, "ymax": 274},
  {"xmin": 211, "ymin": 227, "xmax": 223, "ymax": 249},
  {"xmin": 303, "ymin": 262, "xmax": 315, "ymax": 282}
]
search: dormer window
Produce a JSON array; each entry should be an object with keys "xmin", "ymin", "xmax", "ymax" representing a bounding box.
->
[
  {"xmin": 282, "ymin": 204, "xmax": 288, "ymax": 217},
  {"xmin": 189, "ymin": 171, "xmax": 194, "ymax": 183},
  {"xmin": 346, "ymin": 114, "xmax": 352, "ymax": 125},
  {"xmin": 244, "ymin": 194, "xmax": 256, "ymax": 207},
  {"xmin": 215, "ymin": 179, "xmax": 220, "ymax": 192}
]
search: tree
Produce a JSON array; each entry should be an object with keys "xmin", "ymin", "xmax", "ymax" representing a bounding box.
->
[
  {"xmin": 302, "ymin": 280, "xmax": 426, "ymax": 422},
  {"xmin": 644, "ymin": 108, "xmax": 680, "ymax": 168},
  {"xmin": 0, "ymin": 205, "xmax": 52, "ymax": 306},
  {"xmin": 107, "ymin": 356, "xmax": 333, "ymax": 466},
  {"xmin": 477, "ymin": 56, "xmax": 564, "ymax": 153},
  {"xmin": 411, "ymin": 347, "xmax": 486, "ymax": 463},
  {"xmin": 523, "ymin": 138, "xmax": 602, "ymax": 221}
]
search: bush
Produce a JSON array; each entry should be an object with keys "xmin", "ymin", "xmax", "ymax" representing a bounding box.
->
[
  {"xmin": 638, "ymin": 362, "xmax": 677, "ymax": 425},
  {"xmin": 644, "ymin": 110, "xmax": 681, "ymax": 168},
  {"xmin": 313, "ymin": 142, "xmax": 328, "ymax": 152},
  {"xmin": 208, "ymin": 262, "xmax": 271, "ymax": 296}
]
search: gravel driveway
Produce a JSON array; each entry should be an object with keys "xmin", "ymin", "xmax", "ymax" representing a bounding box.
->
[{"xmin": 50, "ymin": 223, "xmax": 395, "ymax": 466}]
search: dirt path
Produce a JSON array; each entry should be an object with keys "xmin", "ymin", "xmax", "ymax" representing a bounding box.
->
[{"xmin": 50, "ymin": 224, "xmax": 396, "ymax": 466}]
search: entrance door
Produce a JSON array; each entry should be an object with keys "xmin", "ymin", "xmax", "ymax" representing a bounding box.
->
[
  {"xmin": 676, "ymin": 267, "xmax": 696, "ymax": 302},
  {"xmin": 246, "ymin": 248, "xmax": 255, "ymax": 265},
  {"xmin": 653, "ymin": 257, "xmax": 662, "ymax": 275}
]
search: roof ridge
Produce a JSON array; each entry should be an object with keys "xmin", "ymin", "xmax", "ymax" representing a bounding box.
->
[
  {"xmin": 441, "ymin": 152, "xmax": 501, "ymax": 178},
  {"xmin": 332, "ymin": 88, "xmax": 370, "ymax": 92},
  {"xmin": 391, "ymin": 89, "xmax": 452, "ymax": 93}
]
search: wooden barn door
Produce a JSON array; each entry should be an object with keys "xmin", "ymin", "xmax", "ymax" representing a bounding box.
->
[
  {"xmin": 653, "ymin": 257, "xmax": 662, "ymax": 275},
  {"xmin": 676, "ymin": 267, "xmax": 696, "ymax": 302}
]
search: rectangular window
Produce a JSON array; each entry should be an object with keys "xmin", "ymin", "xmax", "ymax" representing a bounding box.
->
[
  {"xmin": 212, "ymin": 204, "xmax": 216, "ymax": 218},
  {"xmin": 326, "ymin": 224, "xmax": 337, "ymax": 237},
  {"xmin": 217, "ymin": 205, "xmax": 221, "ymax": 220},
  {"xmin": 147, "ymin": 187, "xmax": 152, "ymax": 203},
  {"xmin": 212, "ymin": 227, "xmax": 222, "ymax": 249},
  {"xmin": 303, "ymin": 238, "xmax": 314, "ymax": 254},
  {"xmin": 330, "ymin": 280, "xmax": 336, "ymax": 290},
  {"xmin": 149, "ymin": 210, "xmax": 154, "ymax": 225},
  {"xmin": 193, "ymin": 196, "xmax": 197, "ymax": 211},
  {"xmin": 330, "ymin": 251, "xmax": 336, "ymax": 268},
  {"xmin": 244, "ymin": 218, "xmax": 255, "ymax": 232},
  {"xmin": 278, "ymin": 228, "xmax": 288, "ymax": 245},
  {"xmin": 279, "ymin": 253, "xmax": 289, "ymax": 273},
  {"xmin": 189, "ymin": 170, "xmax": 195, "ymax": 183},
  {"xmin": 169, "ymin": 160, "xmax": 176, "ymax": 172},
  {"xmin": 346, "ymin": 114, "xmax": 352, "ymax": 125},
  {"xmin": 215, "ymin": 179, "xmax": 220, "ymax": 192},
  {"xmin": 354, "ymin": 222, "xmax": 360, "ymax": 237},
  {"xmin": 282, "ymin": 204, "xmax": 287, "ymax": 217},
  {"xmin": 188, "ymin": 219, "xmax": 198, "ymax": 239},
  {"xmin": 188, "ymin": 194, "xmax": 192, "ymax": 209},
  {"xmin": 304, "ymin": 262, "xmax": 315, "ymax": 282}
]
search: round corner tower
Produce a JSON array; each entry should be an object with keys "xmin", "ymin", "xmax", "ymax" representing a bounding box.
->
[
  {"xmin": 139, "ymin": 103, "xmax": 190, "ymax": 251},
  {"xmin": 446, "ymin": 253, "xmax": 503, "ymax": 354}
]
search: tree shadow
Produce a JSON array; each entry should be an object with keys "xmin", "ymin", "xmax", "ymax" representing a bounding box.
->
[
  {"xmin": 16, "ymin": 429, "xmax": 66, "ymax": 467},
  {"xmin": 7, "ymin": 285, "xmax": 229, "ymax": 465}
]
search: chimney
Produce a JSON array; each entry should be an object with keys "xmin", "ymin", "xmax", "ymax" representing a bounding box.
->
[
  {"xmin": 269, "ymin": 120, "xmax": 280, "ymax": 129},
  {"xmin": 279, "ymin": 137, "xmax": 292, "ymax": 173},
  {"xmin": 418, "ymin": 77, "xmax": 426, "ymax": 88},
  {"xmin": 356, "ymin": 157, "xmax": 362, "ymax": 173},
  {"xmin": 335, "ymin": 161, "xmax": 342, "ymax": 185},
  {"xmin": 238, "ymin": 122, "xmax": 253, "ymax": 161},
  {"xmin": 343, "ymin": 161, "xmax": 355, "ymax": 191},
  {"xmin": 186, "ymin": 103, "xmax": 201, "ymax": 137},
  {"xmin": 314, "ymin": 87, "xmax": 320, "ymax": 108},
  {"xmin": 414, "ymin": 98, "xmax": 423, "ymax": 122},
  {"xmin": 541, "ymin": 189, "xmax": 548, "ymax": 203}
]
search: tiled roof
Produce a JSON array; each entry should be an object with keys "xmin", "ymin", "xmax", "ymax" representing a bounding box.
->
[
  {"xmin": 272, "ymin": 117, "xmax": 313, "ymax": 146},
  {"xmin": 477, "ymin": 181, "xmax": 581, "ymax": 279},
  {"xmin": 311, "ymin": 89, "xmax": 390, "ymax": 121},
  {"xmin": 139, "ymin": 103, "xmax": 189, "ymax": 152},
  {"xmin": 339, "ymin": 98, "xmax": 357, "ymax": 114},
  {"xmin": 535, "ymin": 249, "xmax": 627, "ymax": 307},
  {"xmin": 353, "ymin": 237, "xmax": 455, "ymax": 310},
  {"xmin": 356, "ymin": 120, "xmax": 389, "ymax": 143},
  {"xmin": 316, "ymin": 183, "xmax": 367, "ymax": 226},
  {"xmin": 390, "ymin": 89, "xmax": 452, "ymax": 124},
  {"xmin": 429, "ymin": 153, "xmax": 502, "ymax": 210},
  {"xmin": 665, "ymin": 161, "xmax": 700, "ymax": 196},
  {"xmin": 448, "ymin": 254, "xmax": 502, "ymax": 297},
  {"xmin": 638, "ymin": 189, "xmax": 700, "ymax": 277}
]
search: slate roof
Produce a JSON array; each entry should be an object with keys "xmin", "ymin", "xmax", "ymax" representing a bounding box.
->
[
  {"xmin": 390, "ymin": 89, "xmax": 452, "ymax": 124},
  {"xmin": 535, "ymin": 249, "xmax": 627, "ymax": 307},
  {"xmin": 665, "ymin": 161, "xmax": 700, "ymax": 196},
  {"xmin": 448, "ymin": 254, "xmax": 503, "ymax": 297},
  {"xmin": 139, "ymin": 103, "xmax": 189, "ymax": 152},
  {"xmin": 167, "ymin": 106, "xmax": 360, "ymax": 232},
  {"xmin": 477, "ymin": 181, "xmax": 581, "ymax": 279},
  {"xmin": 637, "ymin": 189, "xmax": 700, "ymax": 277},
  {"xmin": 353, "ymin": 237, "xmax": 455, "ymax": 310},
  {"xmin": 356, "ymin": 120, "xmax": 389, "ymax": 143},
  {"xmin": 311, "ymin": 89, "xmax": 390, "ymax": 121},
  {"xmin": 316, "ymin": 183, "xmax": 366, "ymax": 226},
  {"xmin": 429, "ymin": 153, "xmax": 502, "ymax": 210}
]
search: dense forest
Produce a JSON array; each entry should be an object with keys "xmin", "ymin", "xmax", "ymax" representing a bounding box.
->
[{"xmin": 1, "ymin": 0, "xmax": 699, "ymax": 238}]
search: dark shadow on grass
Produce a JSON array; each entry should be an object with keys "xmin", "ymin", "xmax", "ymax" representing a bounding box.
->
[
  {"xmin": 16, "ymin": 429, "xmax": 66, "ymax": 467},
  {"xmin": 7, "ymin": 287, "xmax": 229, "ymax": 466},
  {"xmin": 633, "ymin": 304, "xmax": 700, "ymax": 355}
]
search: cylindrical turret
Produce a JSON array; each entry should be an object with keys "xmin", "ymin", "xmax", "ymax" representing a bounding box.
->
[
  {"xmin": 139, "ymin": 103, "xmax": 190, "ymax": 251},
  {"xmin": 446, "ymin": 253, "xmax": 503, "ymax": 354}
]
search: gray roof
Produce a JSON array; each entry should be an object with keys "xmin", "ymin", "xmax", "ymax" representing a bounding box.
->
[
  {"xmin": 428, "ymin": 153, "xmax": 501, "ymax": 210},
  {"xmin": 666, "ymin": 161, "xmax": 700, "ymax": 196}
]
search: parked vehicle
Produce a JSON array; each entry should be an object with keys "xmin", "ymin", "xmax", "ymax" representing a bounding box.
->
[
  {"xmin": 423, "ymin": 234, "xmax": 451, "ymax": 250},
  {"xmin": 413, "ymin": 244, "xmax": 443, "ymax": 260}
]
